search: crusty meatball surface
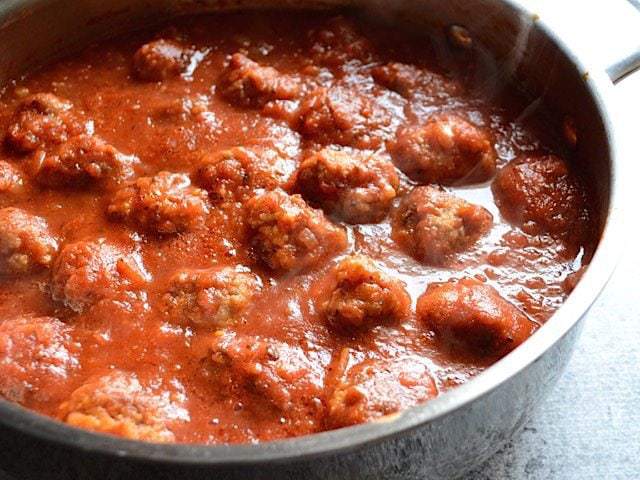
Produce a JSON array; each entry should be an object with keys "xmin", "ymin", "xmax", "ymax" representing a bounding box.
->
[
  {"xmin": 416, "ymin": 279, "xmax": 538, "ymax": 357},
  {"xmin": 107, "ymin": 171, "xmax": 209, "ymax": 234},
  {"xmin": 0, "ymin": 316, "xmax": 78, "ymax": 404},
  {"xmin": 51, "ymin": 240, "xmax": 147, "ymax": 313},
  {"xmin": 322, "ymin": 255, "xmax": 410, "ymax": 331},
  {"xmin": 195, "ymin": 147, "xmax": 283, "ymax": 203},
  {"xmin": 292, "ymin": 148, "xmax": 399, "ymax": 224},
  {"xmin": 372, "ymin": 62, "xmax": 461, "ymax": 99},
  {"xmin": 392, "ymin": 186, "xmax": 493, "ymax": 265},
  {"xmin": 244, "ymin": 189, "xmax": 347, "ymax": 272},
  {"xmin": 327, "ymin": 353, "xmax": 437, "ymax": 428},
  {"xmin": 295, "ymin": 86, "xmax": 391, "ymax": 149},
  {"xmin": 33, "ymin": 134, "xmax": 137, "ymax": 189},
  {"xmin": 219, "ymin": 53, "xmax": 300, "ymax": 108},
  {"xmin": 59, "ymin": 371, "xmax": 180, "ymax": 442},
  {"xmin": 491, "ymin": 154, "xmax": 591, "ymax": 239},
  {"xmin": 4, "ymin": 93, "xmax": 85, "ymax": 154},
  {"xmin": 0, "ymin": 161, "xmax": 24, "ymax": 195},
  {"xmin": 0, "ymin": 207, "xmax": 58, "ymax": 276},
  {"xmin": 207, "ymin": 331, "xmax": 325, "ymax": 433},
  {"xmin": 132, "ymin": 39, "xmax": 194, "ymax": 81},
  {"xmin": 308, "ymin": 16, "xmax": 374, "ymax": 68},
  {"xmin": 165, "ymin": 266, "xmax": 262, "ymax": 328},
  {"xmin": 388, "ymin": 114, "xmax": 496, "ymax": 184}
]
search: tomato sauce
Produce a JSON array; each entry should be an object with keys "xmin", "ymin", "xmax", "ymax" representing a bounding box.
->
[{"xmin": 0, "ymin": 12, "xmax": 598, "ymax": 444}]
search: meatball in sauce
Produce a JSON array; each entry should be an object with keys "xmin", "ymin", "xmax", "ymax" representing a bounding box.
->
[
  {"xmin": 388, "ymin": 114, "xmax": 496, "ymax": 185},
  {"xmin": 392, "ymin": 186, "xmax": 493, "ymax": 265},
  {"xmin": 292, "ymin": 148, "xmax": 399, "ymax": 224}
]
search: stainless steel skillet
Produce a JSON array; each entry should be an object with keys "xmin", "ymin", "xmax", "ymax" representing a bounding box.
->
[{"xmin": 0, "ymin": 0, "xmax": 638, "ymax": 478}]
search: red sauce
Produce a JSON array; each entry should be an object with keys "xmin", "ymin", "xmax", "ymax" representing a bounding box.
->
[{"xmin": 0, "ymin": 12, "xmax": 598, "ymax": 444}]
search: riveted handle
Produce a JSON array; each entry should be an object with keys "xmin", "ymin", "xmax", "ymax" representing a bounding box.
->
[{"xmin": 606, "ymin": 0, "xmax": 640, "ymax": 82}]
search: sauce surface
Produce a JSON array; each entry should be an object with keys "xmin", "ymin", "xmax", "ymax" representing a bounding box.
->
[{"xmin": 0, "ymin": 12, "xmax": 598, "ymax": 444}]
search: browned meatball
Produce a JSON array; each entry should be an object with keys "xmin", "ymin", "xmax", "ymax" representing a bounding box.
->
[
  {"xmin": 244, "ymin": 189, "xmax": 347, "ymax": 272},
  {"xmin": 293, "ymin": 148, "xmax": 399, "ymax": 224},
  {"xmin": 389, "ymin": 114, "xmax": 496, "ymax": 184},
  {"xmin": 0, "ymin": 316, "xmax": 78, "ymax": 404},
  {"xmin": 5, "ymin": 93, "xmax": 85, "ymax": 153},
  {"xmin": 491, "ymin": 154, "xmax": 591, "ymax": 238},
  {"xmin": 0, "ymin": 161, "xmax": 24, "ymax": 195},
  {"xmin": 0, "ymin": 207, "xmax": 58, "ymax": 275},
  {"xmin": 309, "ymin": 16, "xmax": 374, "ymax": 68},
  {"xmin": 165, "ymin": 266, "xmax": 262, "ymax": 327},
  {"xmin": 132, "ymin": 39, "xmax": 194, "ymax": 81},
  {"xmin": 416, "ymin": 279, "xmax": 538, "ymax": 357},
  {"xmin": 207, "ymin": 331, "xmax": 325, "ymax": 432},
  {"xmin": 59, "ymin": 371, "xmax": 181, "ymax": 442},
  {"xmin": 372, "ymin": 62, "xmax": 461, "ymax": 99},
  {"xmin": 218, "ymin": 53, "xmax": 300, "ymax": 108},
  {"xmin": 195, "ymin": 147, "xmax": 283, "ymax": 203},
  {"xmin": 295, "ymin": 86, "xmax": 391, "ymax": 149},
  {"xmin": 322, "ymin": 256, "xmax": 410, "ymax": 331},
  {"xmin": 392, "ymin": 186, "xmax": 492, "ymax": 265},
  {"xmin": 107, "ymin": 172, "xmax": 209, "ymax": 234},
  {"xmin": 33, "ymin": 134, "xmax": 137, "ymax": 188},
  {"xmin": 327, "ymin": 352, "xmax": 437, "ymax": 428},
  {"xmin": 51, "ymin": 240, "xmax": 147, "ymax": 313}
]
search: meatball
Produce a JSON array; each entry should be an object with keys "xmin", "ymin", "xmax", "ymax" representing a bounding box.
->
[
  {"xmin": 5, "ymin": 93, "xmax": 85, "ymax": 154},
  {"xmin": 0, "ymin": 316, "xmax": 78, "ymax": 404},
  {"xmin": 491, "ymin": 154, "xmax": 591, "ymax": 238},
  {"xmin": 33, "ymin": 134, "xmax": 137, "ymax": 188},
  {"xmin": 107, "ymin": 171, "xmax": 209, "ymax": 234},
  {"xmin": 327, "ymin": 353, "xmax": 437, "ymax": 428},
  {"xmin": 0, "ymin": 161, "xmax": 24, "ymax": 195},
  {"xmin": 372, "ymin": 62, "xmax": 461, "ymax": 99},
  {"xmin": 207, "ymin": 331, "xmax": 325, "ymax": 430},
  {"xmin": 244, "ymin": 189, "xmax": 347, "ymax": 272},
  {"xmin": 0, "ymin": 207, "xmax": 58, "ymax": 275},
  {"xmin": 295, "ymin": 86, "xmax": 391, "ymax": 149},
  {"xmin": 165, "ymin": 266, "xmax": 262, "ymax": 327},
  {"xmin": 218, "ymin": 53, "xmax": 300, "ymax": 108},
  {"xmin": 389, "ymin": 114, "xmax": 496, "ymax": 184},
  {"xmin": 309, "ymin": 16, "xmax": 374, "ymax": 68},
  {"xmin": 132, "ymin": 39, "xmax": 194, "ymax": 81},
  {"xmin": 293, "ymin": 148, "xmax": 399, "ymax": 224},
  {"xmin": 322, "ymin": 256, "xmax": 410, "ymax": 331},
  {"xmin": 416, "ymin": 279, "xmax": 538, "ymax": 357},
  {"xmin": 51, "ymin": 240, "xmax": 146, "ymax": 313},
  {"xmin": 195, "ymin": 147, "xmax": 282, "ymax": 203},
  {"xmin": 59, "ymin": 371, "xmax": 178, "ymax": 442},
  {"xmin": 392, "ymin": 186, "xmax": 493, "ymax": 265}
]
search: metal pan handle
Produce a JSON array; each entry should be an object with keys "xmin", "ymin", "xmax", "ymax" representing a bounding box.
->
[{"xmin": 606, "ymin": 0, "xmax": 640, "ymax": 82}]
